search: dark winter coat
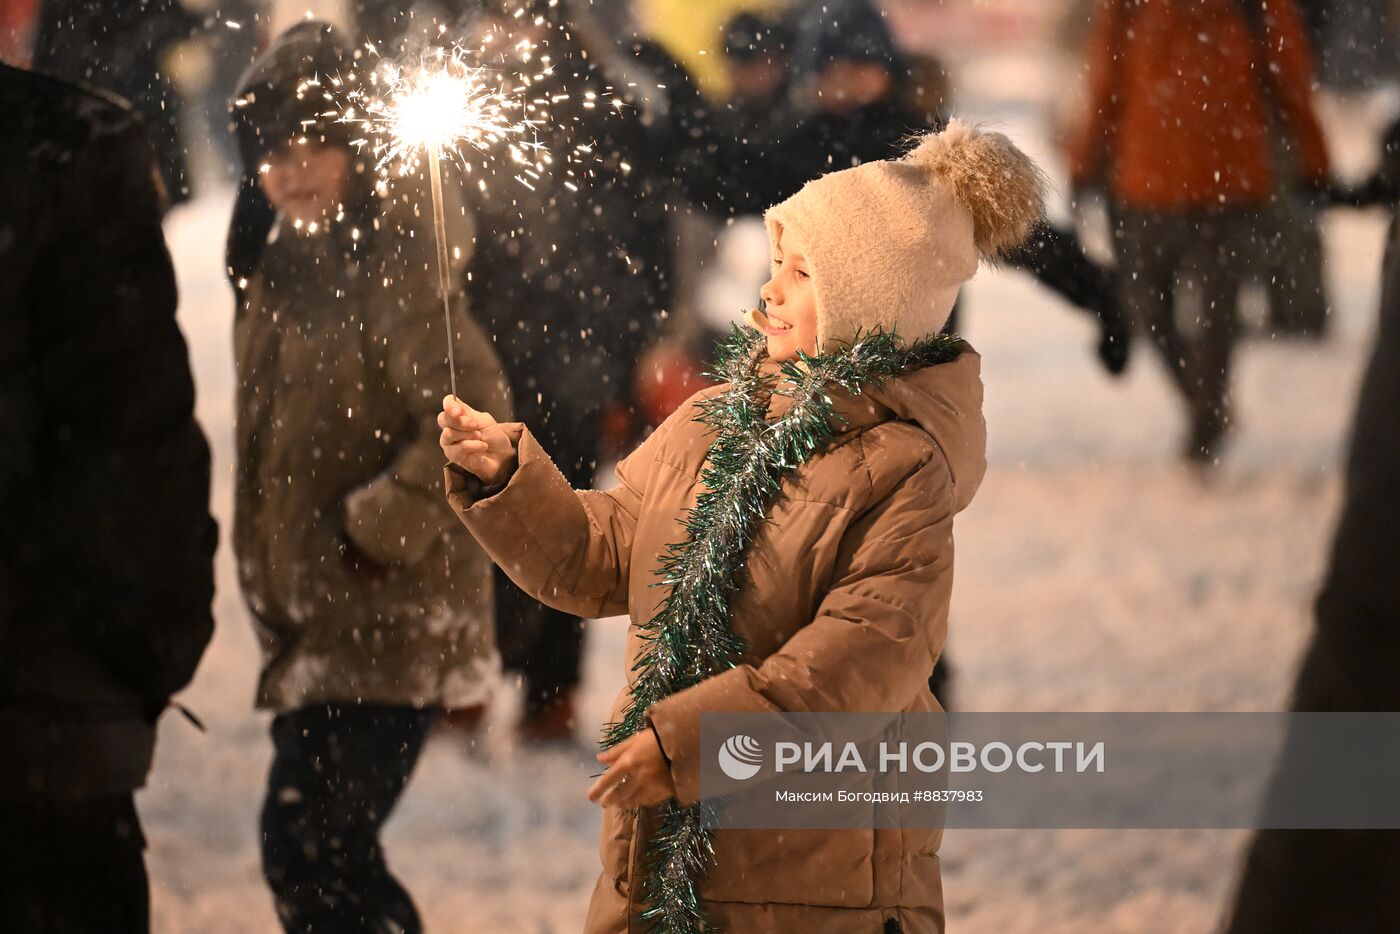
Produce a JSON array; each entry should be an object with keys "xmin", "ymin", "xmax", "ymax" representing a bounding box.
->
[
  {"xmin": 228, "ymin": 23, "xmax": 513, "ymax": 711},
  {"xmin": 1224, "ymin": 203, "xmax": 1400, "ymax": 934},
  {"xmin": 233, "ymin": 187, "xmax": 513, "ymax": 711},
  {"xmin": 447, "ymin": 346, "xmax": 988, "ymax": 933},
  {"xmin": 32, "ymin": 0, "xmax": 197, "ymax": 207},
  {"xmin": 672, "ymin": 0, "xmax": 915, "ymax": 217},
  {"xmin": 464, "ymin": 19, "xmax": 683, "ymax": 444},
  {"xmin": 712, "ymin": 99, "xmax": 923, "ymax": 217},
  {"xmin": 0, "ymin": 63, "xmax": 216, "ymax": 799}
]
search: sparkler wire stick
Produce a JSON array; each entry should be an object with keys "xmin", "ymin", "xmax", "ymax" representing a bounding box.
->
[
  {"xmin": 426, "ymin": 142, "xmax": 459, "ymax": 400},
  {"xmin": 343, "ymin": 43, "xmax": 538, "ymax": 402}
]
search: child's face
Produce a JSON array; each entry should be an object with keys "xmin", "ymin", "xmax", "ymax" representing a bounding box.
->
[
  {"xmin": 759, "ymin": 228, "xmax": 818, "ymax": 361},
  {"xmin": 730, "ymin": 57, "xmax": 786, "ymax": 104},
  {"xmin": 815, "ymin": 59, "xmax": 893, "ymax": 114},
  {"xmin": 259, "ymin": 141, "xmax": 351, "ymax": 227}
]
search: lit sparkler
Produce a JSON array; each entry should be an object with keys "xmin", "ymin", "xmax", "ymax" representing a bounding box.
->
[{"xmin": 344, "ymin": 43, "xmax": 536, "ymax": 398}]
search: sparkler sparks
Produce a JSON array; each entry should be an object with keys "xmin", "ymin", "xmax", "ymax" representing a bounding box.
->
[
  {"xmin": 345, "ymin": 44, "xmax": 536, "ymax": 178},
  {"xmin": 336, "ymin": 28, "xmax": 611, "ymax": 398},
  {"xmin": 341, "ymin": 42, "xmax": 544, "ymax": 399}
]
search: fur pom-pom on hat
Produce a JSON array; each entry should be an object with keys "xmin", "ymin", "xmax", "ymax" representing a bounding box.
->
[
  {"xmin": 763, "ymin": 120, "xmax": 1046, "ymax": 352},
  {"xmin": 905, "ymin": 119, "xmax": 1047, "ymax": 260}
]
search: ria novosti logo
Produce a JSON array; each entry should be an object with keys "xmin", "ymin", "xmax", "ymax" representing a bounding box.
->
[{"xmin": 718, "ymin": 734, "xmax": 764, "ymax": 780}]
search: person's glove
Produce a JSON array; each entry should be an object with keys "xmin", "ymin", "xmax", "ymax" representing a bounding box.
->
[
  {"xmin": 339, "ymin": 533, "xmax": 390, "ymax": 585},
  {"xmin": 1096, "ymin": 302, "xmax": 1131, "ymax": 377}
]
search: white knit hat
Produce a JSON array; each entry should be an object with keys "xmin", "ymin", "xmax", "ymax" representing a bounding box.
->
[{"xmin": 755, "ymin": 120, "xmax": 1046, "ymax": 352}]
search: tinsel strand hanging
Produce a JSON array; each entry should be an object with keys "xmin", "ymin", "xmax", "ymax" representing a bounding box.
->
[{"xmin": 600, "ymin": 324, "xmax": 964, "ymax": 933}]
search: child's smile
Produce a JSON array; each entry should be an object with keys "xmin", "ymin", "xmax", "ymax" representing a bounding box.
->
[
  {"xmin": 758, "ymin": 227, "xmax": 819, "ymax": 360},
  {"xmin": 760, "ymin": 311, "xmax": 794, "ymax": 334}
]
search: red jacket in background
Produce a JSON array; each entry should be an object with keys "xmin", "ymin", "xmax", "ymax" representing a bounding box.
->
[{"xmin": 1069, "ymin": 0, "xmax": 1330, "ymax": 210}]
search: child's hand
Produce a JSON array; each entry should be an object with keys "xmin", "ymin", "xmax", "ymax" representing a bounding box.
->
[
  {"xmin": 587, "ymin": 728, "xmax": 676, "ymax": 810},
  {"xmin": 439, "ymin": 395, "xmax": 517, "ymax": 486}
]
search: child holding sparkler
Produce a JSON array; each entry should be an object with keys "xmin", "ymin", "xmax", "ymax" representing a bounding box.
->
[
  {"xmin": 439, "ymin": 121, "xmax": 1044, "ymax": 933},
  {"xmin": 227, "ymin": 23, "xmax": 512, "ymax": 933}
]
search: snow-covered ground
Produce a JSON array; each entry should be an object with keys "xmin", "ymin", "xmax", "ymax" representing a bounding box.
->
[{"xmin": 144, "ymin": 72, "xmax": 1388, "ymax": 933}]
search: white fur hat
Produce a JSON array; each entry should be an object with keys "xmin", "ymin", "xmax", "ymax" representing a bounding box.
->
[{"xmin": 757, "ymin": 120, "xmax": 1046, "ymax": 352}]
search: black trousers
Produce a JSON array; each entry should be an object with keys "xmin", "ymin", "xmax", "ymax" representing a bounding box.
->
[
  {"xmin": 0, "ymin": 793, "xmax": 148, "ymax": 933},
  {"xmin": 495, "ymin": 566, "xmax": 588, "ymax": 716},
  {"xmin": 1113, "ymin": 207, "xmax": 1264, "ymax": 451},
  {"xmin": 495, "ymin": 407, "xmax": 601, "ymax": 716},
  {"xmin": 261, "ymin": 703, "xmax": 435, "ymax": 934}
]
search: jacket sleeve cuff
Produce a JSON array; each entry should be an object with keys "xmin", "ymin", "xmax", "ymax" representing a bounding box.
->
[
  {"xmin": 645, "ymin": 666, "xmax": 775, "ymax": 807},
  {"xmin": 649, "ymin": 719, "xmax": 672, "ymax": 768},
  {"xmin": 442, "ymin": 423, "xmax": 526, "ymax": 509},
  {"xmin": 443, "ymin": 463, "xmax": 510, "ymax": 502},
  {"xmin": 442, "ymin": 422, "xmax": 607, "ymax": 608}
]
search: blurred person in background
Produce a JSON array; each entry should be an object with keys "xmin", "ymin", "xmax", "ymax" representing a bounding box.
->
[
  {"xmin": 1069, "ymin": 0, "xmax": 1331, "ymax": 465},
  {"xmin": 621, "ymin": 8, "xmax": 795, "ymax": 444},
  {"xmin": 190, "ymin": 0, "xmax": 264, "ymax": 183},
  {"xmin": 701, "ymin": 1, "xmax": 1129, "ymax": 375},
  {"xmin": 0, "ymin": 61, "xmax": 216, "ymax": 933},
  {"xmin": 1225, "ymin": 163, "xmax": 1400, "ymax": 934},
  {"xmin": 31, "ymin": 0, "xmax": 198, "ymax": 209},
  {"xmin": 450, "ymin": 0, "xmax": 687, "ymax": 743},
  {"xmin": 712, "ymin": 0, "xmax": 915, "ymax": 213},
  {"xmin": 722, "ymin": 9, "xmax": 792, "ymax": 124},
  {"xmin": 1297, "ymin": 0, "xmax": 1399, "ymax": 92},
  {"xmin": 227, "ymin": 23, "xmax": 511, "ymax": 932}
]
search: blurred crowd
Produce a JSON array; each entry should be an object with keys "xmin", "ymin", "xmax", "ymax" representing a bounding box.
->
[{"xmin": 6, "ymin": 0, "xmax": 1400, "ymax": 932}]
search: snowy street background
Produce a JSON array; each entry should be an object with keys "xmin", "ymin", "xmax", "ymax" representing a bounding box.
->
[{"xmin": 140, "ymin": 18, "xmax": 1390, "ymax": 934}]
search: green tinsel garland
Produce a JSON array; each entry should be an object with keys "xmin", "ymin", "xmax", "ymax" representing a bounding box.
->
[{"xmin": 599, "ymin": 323, "xmax": 965, "ymax": 933}]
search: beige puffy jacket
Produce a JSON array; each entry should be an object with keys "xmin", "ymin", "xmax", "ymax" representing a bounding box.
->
[{"xmin": 447, "ymin": 345, "xmax": 986, "ymax": 933}]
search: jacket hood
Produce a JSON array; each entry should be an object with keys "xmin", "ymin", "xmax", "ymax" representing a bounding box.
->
[
  {"xmin": 226, "ymin": 22, "xmax": 381, "ymax": 297},
  {"xmin": 762, "ymin": 340, "xmax": 988, "ymax": 512},
  {"xmin": 232, "ymin": 21, "xmax": 353, "ymax": 166},
  {"xmin": 861, "ymin": 346, "xmax": 987, "ymax": 512}
]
